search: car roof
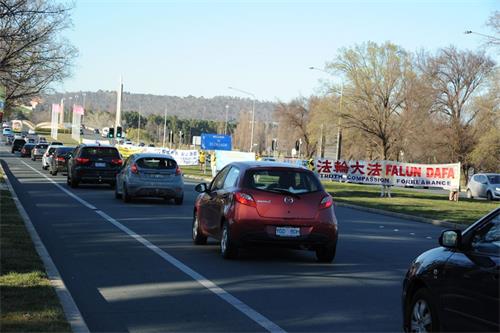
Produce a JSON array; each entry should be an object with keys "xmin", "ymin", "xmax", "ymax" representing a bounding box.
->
[
  {"xmin": 229, "ymin": 160, "xmax": 307, "ymax": 170},
  {"xmin": 475, "ymin": 173, "xmax": 500, "ymax": 176},
  {"xmin": 79, "ymin": 143, "xmax": 116, "ymax": 148}
]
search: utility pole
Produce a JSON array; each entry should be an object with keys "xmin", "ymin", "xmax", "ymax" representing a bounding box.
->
[
  {"xmin": 224, "ymin": 105, "xmax": 229, "ymax": 135},
  {"xmin": 115, "ymin": 76, "xmax": 123, "ymax": 139},
  {"xmin": 137, "ymin": 107, "xmax": 141, "ymax": 144},
  {"xmin": 163, "ymin": 107, "xmax": 167, "ymax": 148}
]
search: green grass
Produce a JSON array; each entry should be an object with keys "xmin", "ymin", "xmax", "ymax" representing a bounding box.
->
[
  {"xmin": 182, "ymin": 165, "xmax": 212, "ymax": 180},
  {"xmin": 47, "ymin": 133, "xmax": 78, "ymax": 145},
  {"xmin": 0, "ymin": 174, "xmax": 71, "ymax": 332},
  {"xmin": 324, "ymin": 182, "xmax": 498, "ymax": 225}
]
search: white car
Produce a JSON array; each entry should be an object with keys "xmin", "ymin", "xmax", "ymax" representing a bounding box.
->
[
  {"xmin": 467, "ymin": 173, "xmax": 500, "ymax": 201},
  {"xmin": 42, "ymin": 144, "xmax": 64, "ymax": 170},
  {"xmin": 28, "ymin": 129, "xmax": 36, "ymax": 135}
]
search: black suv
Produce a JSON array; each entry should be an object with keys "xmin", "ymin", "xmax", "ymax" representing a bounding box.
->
[
  {"xmin": 11, "ymin": 138, "xmax": 26, "ymax": 153},
  {"xmin": 67, "ymin": 144, "xmax": 122, "ymax": 188}
]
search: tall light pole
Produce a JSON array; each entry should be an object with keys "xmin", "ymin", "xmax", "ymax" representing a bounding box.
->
[
  {"xmin": 163, "ymin": 107, "xmax": 167, "ymax": 148},
  {"xmin": 228, "ymin": 86, "xmax": 256, "ymax": 152},
  {"xmin": 137, "ymin": 107, "xmax": 141, "ymax": 144},
  {"xmin": 224, "ymin": 104, "xmax": 229, "ymax": 135},
  {"xmin": 309, "ymin": 66, "xmax": 343, "ymax": 160}
]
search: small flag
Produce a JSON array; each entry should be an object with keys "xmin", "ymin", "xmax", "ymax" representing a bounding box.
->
[
  {"xmin": 73, "ymin": 104, "xmax": 84, "ymax": 115},
  {"xmin": 52, "ymin": 104, "xmax": 61, "ymax": 113}
]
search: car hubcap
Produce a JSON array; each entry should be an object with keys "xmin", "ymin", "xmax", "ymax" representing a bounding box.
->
[
  {"xmin": 410, "ymin": 299, "xmax": 432, "ymax": 332},
  {"xmin": 221, "ymin": 228, "xmax": 227, "ymax": 254}
]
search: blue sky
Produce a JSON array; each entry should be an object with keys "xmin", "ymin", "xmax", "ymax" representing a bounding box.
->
[{"xmin": 60, "ymin": 0, "xmax": 499, "ymax": 101}]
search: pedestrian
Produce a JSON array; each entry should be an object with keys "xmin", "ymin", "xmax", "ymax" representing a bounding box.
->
[
  {"xmin": 380, "ymin": 184, "xmax": 392, "ymax": 198},
  {"xmin": 449, "ymin": 185, "xmax": 459, "ymax": 202},
  {"xmin": 199, "ymin": 151, "xmax": 206, "ymax": 173},
  {"xmin": 211, "ymin": 152, "xmax": 217, "ymax": 177}
]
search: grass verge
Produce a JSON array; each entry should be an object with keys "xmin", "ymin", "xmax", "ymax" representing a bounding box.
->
[
  {"xmin": 324, "ymin": 182, "xmax": 498, "ymax": 225},
  {"xmin": 0, "ymin": 166, "xmax": 71, "ymax": 332}
]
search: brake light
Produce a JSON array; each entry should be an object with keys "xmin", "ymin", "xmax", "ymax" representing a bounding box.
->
[
  {"xmin": 319, "ymin": 195, "xmax": 333, "ymax": 209},
  {"xmin": 76, "ymin": 157, "xmax": 90, "ymax": 165},
  {"xmin": 21, "ymin": 148, "xmax": 26, "ymax": 153},
  {"xmin": 234, "ymin": 192, "xmax": 256, "ymax": 207},
  {"xmin": 111, "ymin": 158, "xmax": 123, "ymax": 166},
  {"xmin": 130, "ymin": 163, "xmax": 138, "ymax": 174},
  {"xmin": 175, "ymin": 166, "xmax": 182, "ymax": 175},
  {"xmin": 56, "ymin": 157, "xmax": 65, "ymax": 162}
]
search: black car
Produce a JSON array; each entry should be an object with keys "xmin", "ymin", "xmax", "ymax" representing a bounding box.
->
[
  {"xmin": 49, "ymin": 146, "xmax": 75, "ymax": 176},
  {"xmin": 403, "ymin": 208, "xmax": 500, "ymax": 332},
  {"xmin": 67, "ymin": 144, "xmax": 122, "ymax": 188},
  {"xmin": 11, "ymin": 138, "xmax": 26, "ymax": 153},
  {"xmin": 20, "ymin": 143, "xmax": 36, "ymax": 157}
]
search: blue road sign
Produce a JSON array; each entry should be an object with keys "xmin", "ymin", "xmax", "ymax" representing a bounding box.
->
[{"xmin": 201, "ymin": 134, "xmax": 232, "ymax": 151}]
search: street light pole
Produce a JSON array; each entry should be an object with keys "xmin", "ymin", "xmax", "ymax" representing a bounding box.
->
[
  {"xmin": 464, "ymin": 30, "xmax": 500, "ymax": 43},
  {"xmin": 163, "ymin": 107, "xmax": 167, "ymax": 148},
  {"xmin": 228, "ymin": 86, "xmax": 256, "ymax": 152},
  {"xmin": 224, "ymin": 104, "xmax": 229, "ymax": 135}
]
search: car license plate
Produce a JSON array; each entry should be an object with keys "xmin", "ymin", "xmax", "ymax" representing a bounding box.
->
[
  {"xmin": 275, "ymin": 227, "xmax": 300, "ymax": 237},
  {"xmin": 95, "ymin": 162, "xmax": 106, "ymax": 167}
]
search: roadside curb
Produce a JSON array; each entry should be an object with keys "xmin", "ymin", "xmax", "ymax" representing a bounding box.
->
[
  {"xmin": 0, "ymin": 160, "xmax": 90, "ymax": 333},
  {"xmin": 184, "ymin": 174, "xmax": 212, "ymax": 182},
  {"xmin": 334, "ymin": 201, "xmax": 466, "ymax": 230}
]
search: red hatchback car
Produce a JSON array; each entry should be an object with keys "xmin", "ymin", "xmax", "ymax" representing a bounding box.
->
[{"xmin": 193, "ymin": 161, "xmax": 339, "ymax": 262}]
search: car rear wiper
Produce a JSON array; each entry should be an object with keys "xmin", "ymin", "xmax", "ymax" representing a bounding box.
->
[{"xmin": 266, "ymin": 188, "xmax": 301, "ymax": 199}]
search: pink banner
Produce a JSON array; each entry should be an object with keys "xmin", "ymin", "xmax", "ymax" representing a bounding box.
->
[
  {"xmin": 73, "ymin": 104, "xmax": 84, "ymax": 115},
  {"xmin": 52, "ymin": 104, "xmax": 60, "ymax": 113}
]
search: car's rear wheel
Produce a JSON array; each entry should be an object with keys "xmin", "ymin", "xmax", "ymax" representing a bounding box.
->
[
  {"xmin": 466, "ymin": 189, "xmax": 473, "ymax": 199},
  {"xmin": 174, "ymin": 195, "xmax": 184, "ymax": 205},
  {"xmin": 406, "ymin": 288, "xmax": 439, "ymax": 333},
  {"xmin": 52, "ymin": 169, "xmax": 58, "ymax": 176},
  {"xmin": 123, "ymin": 184, "xmax": 131, "ymax": 203},
  {"xmin": 316, "ymin": 243, "xmax": 337, "ymax": 263},
  {"xmin": 486, "ymin": 191, "xmax": 493, "ymax": 201},
  {"xmin": 192, "ymin": 214, "xmax": 207, "ymax": 245},
  {"xmin": 109, "ymin": 182, "xmax": 116, "ymax": 189},
  {"xmin": 114, "ymin": 184, "xmax": 122, "ymax": 199},
  {"xmin": 221, "ymin": 222, "xmax": 238, "ymax": 259},
  {"xmin": 70, "ymin": 176, "xmax": 79, "ymax": 188}
]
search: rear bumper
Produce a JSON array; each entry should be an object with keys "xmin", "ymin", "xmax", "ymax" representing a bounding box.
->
[
  {"xmin": 75, "ymin": 168, "xmax": 118, "ymax": 184},
  {"xmin": 127, "ymin": 184, "xmax": 183, "ymax": 198}
]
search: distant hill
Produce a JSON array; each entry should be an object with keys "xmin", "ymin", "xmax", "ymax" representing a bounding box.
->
[{"xmin": 38, "ymin": 91, "xmax": 277, "ymax": 122}]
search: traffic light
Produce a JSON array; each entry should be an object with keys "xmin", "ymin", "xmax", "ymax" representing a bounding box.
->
[
  {"xmin": 116, "ymin": 126, "xmax": 122, "ymax": 138},
  {"xmin": 108, "ymin": 127, "xmax": 114, "ymax": 138}
]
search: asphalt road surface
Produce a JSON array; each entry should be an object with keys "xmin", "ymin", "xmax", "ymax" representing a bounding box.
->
[{"xmin": 1, "ymin": 142, "xmax": 448, "ymax": 332}]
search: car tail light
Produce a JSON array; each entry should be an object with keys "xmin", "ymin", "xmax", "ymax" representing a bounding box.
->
[
  {"xmin": 130, "ymin": 163, "xmax": 138, "ymax": 174},
  {"xmin": 21, "ymin": 148, "xmax": 26, "ymax": 153},
  {"xmin": 175, "ymin": 166, "xmax": 182, "ymax": 175},
  {"xmin": 76, "ymin": 157, "xmax": 90, "ymax": 165},
  {"xmin": 234, "ymin": 192, "xmax": 256, "ymax": 207},
  {"xmin": 319, "ymin": 195, "xmax": 333, "ymax": 209},
  {"xmin": 56, "ymin": 157, "xmax": 65, "ymax": 162},
  {"xmin": 111, "ymin": 158, "xmax": 123, "ymax": 166}
]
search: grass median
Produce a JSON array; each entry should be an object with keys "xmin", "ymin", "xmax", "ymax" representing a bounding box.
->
[
  {"xmin": 0, "ymin": 166, "xmax": 70, "ymax": 332},
  {"xmin": 181, "ymin": 166, "xmax": 496, "ymax": 225}
]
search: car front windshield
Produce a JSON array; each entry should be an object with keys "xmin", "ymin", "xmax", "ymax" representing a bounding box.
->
[
  {"xmin": 487, "ymin": 175, "xmax": 500, "ymax": 184},
  {"xmin": 245, "ymin": 169, "xmax": 321, "ymax": 194}
]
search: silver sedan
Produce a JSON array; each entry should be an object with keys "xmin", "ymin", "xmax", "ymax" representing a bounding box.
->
[
  {"xmin": 115, "ymin": 153, "xmax": 184, "ymax": 204},
  {"xmin": 466, "ymin": 173, "xmax": 500, "ymax": 201}
]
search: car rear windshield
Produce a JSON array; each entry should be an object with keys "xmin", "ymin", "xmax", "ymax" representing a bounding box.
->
[
  {"xmin": 487, "ymin": 175, "xmax": 500, "ymax": 184},
  {"xmin": 136, "ymin": 157, "xmax": 177, "ymax": 169},
  {"xmin": 244, "ymin": 169, "xmax": 321, "ymax": 194},
  {"xmin": 36, "ymin": 144, "xmax": 48, "ymax": 149},
  {"xmin": 56, "ymin": 147, "xmax": 74, "ymax": 154},
  {"xmin": 81, "ymin": 147, "xmax": 120, "ymax": 159}
]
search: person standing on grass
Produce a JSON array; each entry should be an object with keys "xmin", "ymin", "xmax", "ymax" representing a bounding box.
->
[
  {"xmin": 211, "ymin": 152, "xmax": 217, "ymax": 177},
  {"xmin": 199, "ymin": 151, "xmax": 206, "ymax": 173}
]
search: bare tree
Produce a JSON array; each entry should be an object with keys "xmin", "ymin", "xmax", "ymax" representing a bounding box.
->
[
  {"xmin": 0, "ymin": 0, "xmax": 77, "ymax": 113},
  {"xmin": 327, "ymin": 42, "xmax": 413, "ymax": 160},
  {"xmin": 419, "ymin": 46, "xmax": 495, "ymax": 181}
]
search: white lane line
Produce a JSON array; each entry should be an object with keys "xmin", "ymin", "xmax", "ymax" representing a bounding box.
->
[
  {"xmin": 95, "ymin": 210, "xmax": 286, "ymax": 333},
  {"xmin": 17, "ymin": 158, "xmax": 286, "ymax": 333},
  {"xmin": 19, "ymin": 160, "xmax": 97, "ymax": 210}
]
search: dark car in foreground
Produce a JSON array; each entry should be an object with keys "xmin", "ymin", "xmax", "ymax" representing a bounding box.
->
[
  {"xmin": 115, "ymin": 153, "xmax": 184, "ymax": 204},
  {"xmin": 403, "ymin": 207, "xmax": 499, "ymax": 332},
  {"xmin": 20, "ymin": 143, "xmax": 36, "ymax": 157},
  {"xmin": 67, "ymin": 144, "xmax": 122, "ymax": 188},
  {"xmin": 193, "ymin": 161, "xmax": 338, "ymax": 262},
  {"xmin": 31, "ymin": 143, "xmax": 49, "ymax": 161},
  {"xmin": 49, "ymin": 146, "xmax": 75, "ymax": 176},
  {"xmin": 11, "ymin": 138, "xmax": 26, "ymax": 154}
]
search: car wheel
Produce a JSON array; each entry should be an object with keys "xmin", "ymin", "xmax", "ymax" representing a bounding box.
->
[
  {"xmin": 192, "ymin": 213, "xmax": 207, "ymax": 245},
  {"xmin": 66, "ymin": 176, "xmax": 71, "ymax": 185},
  {"xmin": 42, "ymin": 164, "xmax": 48, "ymax": 170},
  {"xmin": 52, "ymin": 169, "xmax": 58, "ymax": 176},
  {"xmin": 316, "ymin": 242, "xmax": 337, "ymax": 263},
  {"xmin": 109, "ymin": 182, "xmax": 116, "ymax": 189},
  {"xmin": 466, "ymin": 189, "xmax": 473, "ymax": 199},
  {"xmin": 221, "ymin": 222, "xmax": 238, "ymax": 259},
  {"xmin": 114, "ymin": 184, "xmax": 122, "ymax": 199},
  {"xmin": 70, "ymin": 176, "xmax": 79, "ymax": 188},
  {"xmin": 174, "ymin": 195, "xmax": 184, "ymax": 205},
  {"xmin": 49, "ymin": 169, "xmax": 53, "ymax": 175},
  {"xmin": 486, "ymin": 191, "xmax": 493, "ymax": 201},
  {"xmin": 123, "ymin": 184, "xmax": 131, "ymax": 203},
  {"xmin": 406, "ymin": 288, "xmax": 440, "ymax": 333}
]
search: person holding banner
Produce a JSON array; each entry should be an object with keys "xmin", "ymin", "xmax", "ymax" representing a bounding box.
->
[{"xmin": 211, "ymin": 152, "xmax": 217, "ymax": 177}]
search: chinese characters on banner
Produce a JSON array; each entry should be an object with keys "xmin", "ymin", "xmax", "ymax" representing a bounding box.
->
[{"xmin": 315, "ymin": 159, "xmax": 461, "ymax": 190}]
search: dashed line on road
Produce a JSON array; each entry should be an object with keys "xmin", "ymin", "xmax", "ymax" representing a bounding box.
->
[{"xmin": 17, "ymin": 158, "xmax": 286, "ymax": 333}]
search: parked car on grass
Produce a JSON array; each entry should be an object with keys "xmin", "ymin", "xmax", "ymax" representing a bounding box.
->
[
  {"xmin": 467, "ymin": 173, "xmax": 500, "ymax": 201},
  {"xmin": 49, "ymin": 146, "xmax": 76, "ymax": 176},
  {"xmin": 115, "ymin": 153, "xmax": 184, "ymax": 204},
  {"xmin": 67, "ymin": 144, "xmax": 122, "ymax": 188},
  {"xmin": 31, "ymin": 143, "xmax": 49, "ymax": 161},
  {"xmin": 192, "ymin": 161, "xmax": 338, "ymax": 261},
  {"xmin": 402, "ymin": 207, "xmax": 499, "ymax": 332},
  {"xmin": 11, "ymin": 138, "xmax": 26, "ymax": 154},
  {"xmin": 42, "ymin": 145, "xmax": 63, "ymax": 170},
  {"xmin": 20, "ymin": 143, "xmax": 36, "ymax": 157}
]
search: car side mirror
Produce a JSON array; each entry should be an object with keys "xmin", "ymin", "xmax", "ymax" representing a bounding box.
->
[
  {"xmin": 195, "ymin": 183, "xmax": 208, "ymax": 193},
  {"xmin": 439, "ymin": 230, "xmax": 462, "ymax": 249}
]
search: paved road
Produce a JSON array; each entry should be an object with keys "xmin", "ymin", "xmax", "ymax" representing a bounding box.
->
[{"xmin": 0, "ymin": 143, "xmax": 447, "ymax": 332}]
